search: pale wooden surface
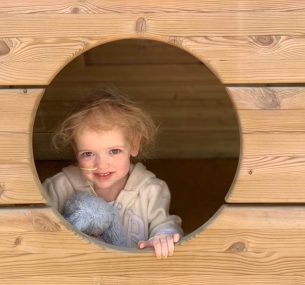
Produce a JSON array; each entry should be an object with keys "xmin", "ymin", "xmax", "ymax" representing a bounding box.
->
[
  {"xmin": 227, "ymin": 87, "xmax": 305, "ymax": 202},
  {"xmin": 2, "ymin": 1, "xmax": 305, "ymax": 84},
  {"xmin": 0, "ymin": 89, "xmax": 45, "ymax": 204},
  {"xmin": 2, "ymin": 1, "xmax": 305, "ymax": 283},
  {"xmin": 0, "ymin": 206, "xmax": 305, "ymax": 284}
]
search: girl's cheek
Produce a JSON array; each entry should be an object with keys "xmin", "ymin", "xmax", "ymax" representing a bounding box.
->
[{"xmin": 78, "ymin": 157, "xmax": 95, "ymax": 168}]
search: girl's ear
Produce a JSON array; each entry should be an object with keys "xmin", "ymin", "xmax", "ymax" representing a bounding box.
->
[{"xmin": 130, "ymin": 136, "xmax": 141, "ymax": 157}]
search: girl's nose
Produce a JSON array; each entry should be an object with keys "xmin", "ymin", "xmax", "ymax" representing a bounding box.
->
[{"xmin": 95, "ymin": 154, "xmax": 110, "ymax": 169}]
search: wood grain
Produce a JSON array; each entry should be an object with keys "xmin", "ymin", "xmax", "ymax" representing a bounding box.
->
[
  {"xmin": 227, "ymin": 87, "xmax": 305, "ymax": 110},
  {"xmin": 2, "ymin": 13, "xmax": 305, "ymax": 38},
  {"xmin": 0, "ymin": 163, "xmax": 46, "ymax": 204},
  {"xmin": 0, "ymin": 89, "xmax": 43, "ymax": 132},
  {"xmin": 0, "ymin": 206, "xmax": 305, "ymax": 283},
  {"xmin": 0, "ymin": 0, "xmax": 304, "ymax": 14},
  {"xmin": 4, "ymin": 36, "xmax": 305, "ymax": 84},
  {"xmin": 227, "ymin": 87, "xmax": 305, "ymax": 202},
  {"xmin": 0, "ymin": 89, "xmax": 45, "ymax": 204},
  {"xmin": 2, "ymin": 2, "xmax": 305, "ymax": 84}
]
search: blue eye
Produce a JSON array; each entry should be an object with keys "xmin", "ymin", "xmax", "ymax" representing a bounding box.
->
[
  {"xmin": 110, "ymin": 149, "xmax": 121, "ymax": 155},
  {"xmin": 81, "ymin": 151, "xmax": 94, "ymax": 158}
]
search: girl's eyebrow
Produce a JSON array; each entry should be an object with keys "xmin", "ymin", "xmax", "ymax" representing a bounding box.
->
[
  {"xmin": 108, "ymin": 145, "xmax": 126, "ymax": 149},
  {"xmin": 77, "ymin": 145, "xmax": 126, "ymax": 152},
  {"xmin": 77, "ymin": 149, "xmax": 93, "ymax": 153}
]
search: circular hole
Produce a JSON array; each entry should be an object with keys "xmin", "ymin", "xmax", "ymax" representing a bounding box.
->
[{"xmin": 33, "ymin": 38, "xmax": 239, "ymax": 245}]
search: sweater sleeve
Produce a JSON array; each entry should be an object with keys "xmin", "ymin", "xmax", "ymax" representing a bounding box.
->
[
  {"xmin": 147, "ymin": 180, "xmax": 183, "ymax": 239},
  {"xmin": 42, "ymin": 172, "xmax": 76, "ymax": 214}
]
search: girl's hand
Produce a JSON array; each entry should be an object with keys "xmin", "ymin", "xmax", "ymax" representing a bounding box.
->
[{"xmin": 138, "ymin": 233, "xmax": 180, "ymax": 259}]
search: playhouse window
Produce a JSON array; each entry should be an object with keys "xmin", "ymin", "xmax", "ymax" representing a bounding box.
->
[{"xmin": 33, "ymin": 39, "xmax": 239, "ymax": 240}]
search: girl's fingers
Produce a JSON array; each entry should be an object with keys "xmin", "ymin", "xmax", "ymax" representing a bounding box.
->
[
  {"xmin": 173, "ymin": 233, "xmax": 181, "ymax": 243},
  {"xmin": 152, "ymin": 238, "xmax": 163, "ymax": 259},
  {"xmin": 159, "ymin": 236, "xmax": 169, "ymax": 258},
  {"xmin": 138, "ymin": 240, "xmax": 152, "ymax": 249},
  {"xmin": 138, "ymin": 233, "xmax": 180, "ymax": 259},
  {"xmin": 166, "ymin": 236, "xmax": 175, "ymax": 256}
]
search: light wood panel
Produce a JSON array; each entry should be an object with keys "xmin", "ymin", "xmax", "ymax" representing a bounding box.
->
[
  {"xmin": 2, "ymin": 13, "xmax": 305, "ymax": 38},
  {"xmin": 227, "ymin": 87, "xmax": 305, "ymax": 202},
  {"xmin": 0, "ymin": 89, "xmax": 45, "ymax": 204},
  {"xmin": 1, "ymin": 2, "xmax": 305, "ymax": 84},
  {"xmin": 0, "ymin": 164, "xmax": 45, "ymax": 204},
  {"xmin": 0, "ymin": 135, "xmax": 47, "ymax": 203},
  {"xmin": 0, "ymin": 1, "xmax": 304, "ymax": 14},
  {"xmin": 1, "ymin": 206, "xmax": 305, "ymax": 283},
  {"xmin": 3, "ymin": 36, "xmax": 305, "ymax": 84},
  {"xmin": 0, "ymin": 88, "xmax": 43, "ymax": 132}
]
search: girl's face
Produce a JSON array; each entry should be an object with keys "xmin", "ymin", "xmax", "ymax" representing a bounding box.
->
[{"xmin": 74, "ymin": 126, "xmax": 139, "ymax": 200}]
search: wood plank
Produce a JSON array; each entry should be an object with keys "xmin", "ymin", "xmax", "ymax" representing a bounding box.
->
[
  {"xmin": 227, "ymin": 86, "xmax": 305, "ymax": 110},
  {"xmin": 2, "ymin": 3, "xmax": 305, "ymax": 84},
  {"xmin": 0, "ymin": 0, "xmax": 304, "ymax": 14},
  {"xmin": 3, "ymin": 35, "xmax": 305, "ymax": 85},
  {"xmin": 0, "ymin": 89, "xmax": 43, "ymax": 132},
  {"xmin": 239, "ymin": 110, "xmax": 305, "ymax": 133},
  {"xmin": 0, "ymin": 37, "xmax": 101, "ymax": 85},
  {"xmin": 227, "ymin": 86, "xmax": 305, "ymax": 202},
  {"xmin": 184, "ymin": 36, "xmax": 305, "ymax": 83},
  {"xmin": 0, "ymin": 89, "xmax": 46, "ymax": 204},
  {"xmin": 0, "ymin": 163, "xmax": 46, "ymax": 204},
  {"xmin": 1, "ymin": 275, "xmax": 305, "ymax": 285},
  {"xmin": 0, "ymin": 133, "xmax": 31, "ymax": 164},
  {"xmin": 2, "ymin": 13, "xmax": 305, "ymax": 38},
  {"xmin": 242, "ymin": 132, "xmax": 305, "ymax": 156},
  {"xmin": 1, "ymin": 206, "xmax": 305, "ymax": 283}
]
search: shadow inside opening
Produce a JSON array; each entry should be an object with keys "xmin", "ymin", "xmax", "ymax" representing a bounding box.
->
[{"xmin": 33, "ymin": 38, "xmax": 239, "ymax": 236}]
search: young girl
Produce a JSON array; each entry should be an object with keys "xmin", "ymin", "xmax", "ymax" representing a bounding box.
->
[{"xmin": 43, "ymin": 88, "xmax": 183, "ymax": 259}]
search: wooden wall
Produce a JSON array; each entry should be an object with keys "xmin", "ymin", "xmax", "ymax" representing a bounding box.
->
[
  {"xmin": 1, "ymin": 1, "xmax": 305, "ymax": 284},
  {"xmin": 33, "ymin": 39, "xmax": 240, "ymax": 160}
]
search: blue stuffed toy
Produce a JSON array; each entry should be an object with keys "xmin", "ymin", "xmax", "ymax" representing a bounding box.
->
[{"xmin": 63, "ymin": 192, "xmax": 127, "ymax": 247}]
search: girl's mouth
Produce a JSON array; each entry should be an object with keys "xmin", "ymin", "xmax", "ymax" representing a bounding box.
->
[{"xmin": 93, "ymin": 172, "xmax": 113, "ymax": 179}]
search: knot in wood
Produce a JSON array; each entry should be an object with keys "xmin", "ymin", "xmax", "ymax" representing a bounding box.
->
[
  {"xmin": 71, "ymin": 7, "xmax": 80, "ymax": 14},
  {"xmin": 256, "ymin": 89, "xmax": 280, "ymax": 109},
  {"xmin": 135, "ymin": 17, "xmax": 147, "ymax": 33},
  {"xmin": 32, "ymin": 213, "xmax": 61, "ymax": 232},
  {"xmin": 254, "ymin": 35, "xmax": 275, "ymax": 46},
  {"xmin": 0, "ymin": 183, "xmax": 6, "ymax": 197},
  {"xmin": 225, "ymin": 241, "xmax": 247, "ymax": 253},
  {"xmin": 168, "ymin": 36, "xmax": 183, "ymax": 47},
  {"xmin": 14, "ymin": 236, "xmax": 22, "ymax": 247},
  {"xmin": 0, "ymin": 40, "xmax": 10, "ymax": 56}
]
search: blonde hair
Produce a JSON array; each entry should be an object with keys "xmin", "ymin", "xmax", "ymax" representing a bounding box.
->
[{"xmin": 52, "ymin": 88, "xmax": 157, "ymax": 160}]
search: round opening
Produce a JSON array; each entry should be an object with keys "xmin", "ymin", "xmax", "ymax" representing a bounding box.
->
[{"xmin": 33, "ymin": 38, "xmax": 239, "ymax": 245}]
